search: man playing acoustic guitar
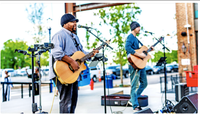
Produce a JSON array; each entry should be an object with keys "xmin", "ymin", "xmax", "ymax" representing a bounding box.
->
[
  {"xmin": 125, "ymin": 21, "xmax": 154, "ymax": 112},
  {"xmin": 49, "ymin": 13, "xmax": 99, "ymax": 113}
]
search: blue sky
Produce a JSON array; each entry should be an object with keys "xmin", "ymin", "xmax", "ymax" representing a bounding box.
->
[{"xmin": 0, "ymin": 1, "xmax": 178, "ymax": 65}]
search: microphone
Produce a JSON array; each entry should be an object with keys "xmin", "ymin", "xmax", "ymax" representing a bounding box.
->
[
  {"xmin": 15, "ymin": 49, "xmax": 28, "ymax": 55},
  {"xmin": 145, "ymin": 31, "xmax": 154, "ymax": 35},
  {"xmin": 78, "ymin": 25, "xmax": 92, "ymax": 29},
  {"xmin": 35, "ymin": 49, "xmax": 47, "ymax": 55}
]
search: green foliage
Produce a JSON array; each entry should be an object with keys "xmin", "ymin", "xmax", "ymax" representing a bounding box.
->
[
  {"xmin": 94, "ymin": 3, "xmax": 141, "ymax": 66},
  {"xmin": 1, "ymin": 39, "xmax": 31, "ymax": 69},
  {"xmin": 90, "ymin": 3, "xmax": 142, "ymax": 85},
  {"xmin": 40, "ymin": 51, "xmax": 49, "ymax": 67},
  {"xmin": 1, "ymin": 39, "xmax": 50, "ymax": 69},
  {"xmin": 151, "ymin": 50, "xmax": 178, "ymax": 63}
]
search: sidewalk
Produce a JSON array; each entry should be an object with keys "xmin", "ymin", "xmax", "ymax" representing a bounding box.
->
[{"xmin": 1, "ymin": 82, "xmax": 178, "ymax": 114}]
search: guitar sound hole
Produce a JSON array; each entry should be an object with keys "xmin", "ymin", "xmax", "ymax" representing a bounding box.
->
[
  {"xmin": 76, "ymin": 59, "xmax": 82, "ymax": 65},
  {"xmin": 143, "ymin": 51, "xmax": 148, "ymax": 56}
]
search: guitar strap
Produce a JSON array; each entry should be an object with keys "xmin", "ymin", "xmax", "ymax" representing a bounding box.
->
[
  {"xmin": 52, "ymin": 55, "xmax": 58, "ymax": 77},
  {"xmin": 135, "ymin": 37, "xmax": 143, "ymax": 47},
  {"xmin": 71, "ymin": 33, "xmax": 83, "ymax": 52},
  {"xmin": 71, "ymin": 34, "xmax": 83, "ymax": 81}
]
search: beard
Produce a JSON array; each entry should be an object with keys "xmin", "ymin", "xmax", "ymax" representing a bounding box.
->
[
  {"xmin": 69, "ymin": 25, "xmax": 76, "ymax": 33},
  {"xmin": 72, "ymin": 28, "xmax": 76, "ymax": 33}
]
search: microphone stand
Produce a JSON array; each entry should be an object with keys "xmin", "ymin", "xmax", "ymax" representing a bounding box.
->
[
  {"xmin": 154, "ymin": 37, "xmax": 172, "ymax": 113},
  {"xmin": 27, "ymin": 47, "xmax": 39, "ymax": 113},
  {"xmin": 16, "ymin": 48, "xmax": 49, "ymax": 114},
  {"xmin": 35, "ymin": 50, "xmax": 49, "ymax": 114},
  {"xmin": 84, "ymin": 28, "xmax": 113, "ymax": 114}
]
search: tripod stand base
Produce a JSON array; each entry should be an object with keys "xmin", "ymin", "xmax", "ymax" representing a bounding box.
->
[{"xmin": 37, "ymin": 111, "xmax": 48, "ymax": 114}]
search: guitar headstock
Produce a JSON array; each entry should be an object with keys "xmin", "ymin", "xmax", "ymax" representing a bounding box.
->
[
  {"xmin": 158, "ymin": 37, "xmax": 164, "ymax": 42},
  {"xmin": 105, "ymin": 39, "xmax": 111, "ymax": 44}
]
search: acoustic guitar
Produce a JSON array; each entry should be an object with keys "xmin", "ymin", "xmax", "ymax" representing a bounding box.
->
[
  {"xmin": 127, "ymin": 37, "xmax": 164, "ymax": 69},
  {"xmin": 53, "ymin": 40, "xmax": 110, "ymax": 84}
]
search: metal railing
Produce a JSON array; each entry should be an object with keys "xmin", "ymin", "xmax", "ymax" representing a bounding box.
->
[
  {"xmin": 1, "ymin": 81, "xmax": 53, "ymax": 102},
  {"xmin": 160, "ymin": 74, "xmax": 198, "ymax": 93}
]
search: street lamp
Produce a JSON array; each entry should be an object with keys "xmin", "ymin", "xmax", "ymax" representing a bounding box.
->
[
  {"xmin": 47, "ymin": 18, "xmax": 52, "ymax": 43},
  {"xmin": 181, "ymin": 42, "xmax": 186, "ymax": 54},
  {"xmin": 47, "ymin": 18, "xmax": 52, "ymax": 52}
]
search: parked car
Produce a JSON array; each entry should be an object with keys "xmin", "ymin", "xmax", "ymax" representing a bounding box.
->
[
  {"xmin": 105, "ymin": 65, "xmax": 129, "ymax": 79},
  {"xmin": 89, "ymin": 66, "xmax": 101, "ymax": 82},
  {"xmin": 166, "ymin": 64, "xmax": 179, "ymax": 73},
  {"xmin": 172, "ymin": 64, "xmax": 179, "ymax": 72},
  {"xmin": 0, "ymin": 69, "xmax": 2, "ymax": 77},
  {"xmin": 41, "ymin": 68, "xmax": 49, "ymax": 76},
  {"xmin": 15, "ymin": 69, "xmax": 26, "ymax": 76},
  {"xmin": 145, "ymin": 65, "xmax": 154, "ymax": 75},
  {"xmin": 4, "ymin": 68, "xmax": 15, "ymax": 77},
  {"xmin": 152, "ymin": 65, "xmax": 164, "ymax": 74}
]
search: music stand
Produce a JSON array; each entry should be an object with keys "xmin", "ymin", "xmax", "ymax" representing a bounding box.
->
[
  {"xmin": 156, "ymin": 57, "xmax": 167, "ymax": 66},
  {"xmin": 89, "ymin": 53, "xmax": 108, "ymax": 67}
]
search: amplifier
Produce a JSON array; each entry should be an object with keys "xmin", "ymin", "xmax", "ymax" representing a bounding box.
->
[{"xmin": 175, "ymin": 83, "xmax": 189, "ymax": 102}]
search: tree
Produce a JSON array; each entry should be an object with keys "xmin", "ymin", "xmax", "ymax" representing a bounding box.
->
[
  {"xmin": 1, "ymin": 39, "xmax": 31, "ymax": 69},
  {"xmin": 25, "ymin": 3, "xmax": 49, "ymax": 67},
  {"xmin": 92, "ymin": 3, "xmax": 142, "ymax": 86},
  {"xmin": 25, "ymin": 3, "xmax": 46, "ymax": 43},
  {"xmin": 151, "ymin": 50, "xmax": 178, "ymax": 64}
]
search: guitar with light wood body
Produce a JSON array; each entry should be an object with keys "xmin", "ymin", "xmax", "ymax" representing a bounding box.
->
[
  {"xmin": 53, "ymin": 40, "xmax": 110, "ymax": 84},
  {"xmin": 128, "ymin": 37, "xmax": 164, "ymax": 69}
]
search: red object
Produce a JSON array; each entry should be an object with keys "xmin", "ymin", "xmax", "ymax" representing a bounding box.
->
[
  {"xmin": 98, "ymin": 71, "xmax": 101, "ymax": 82},
  {"xmin": 90, "ymin": 79, "xmax": 94, "ymax": 90},
  {"xmin": 185, "ymin": 65, "xmax": 198, "ymax": 87},
  {"xmin": 99, "ymin": 77, "xmax": 101, "ymax": 82}
]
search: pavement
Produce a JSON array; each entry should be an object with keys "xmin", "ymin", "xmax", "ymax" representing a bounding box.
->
[{"xmin": 0, "ymin": 73, "xmax": 198, "ymax": 114}]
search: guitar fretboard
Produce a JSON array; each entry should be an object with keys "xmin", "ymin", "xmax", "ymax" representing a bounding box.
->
[
  {"xmin": 147, "ymin": 37, "xmax": 163, "ymax": 53},
  {"xmin": 80, "ymin": 45, "xmax": 103, "ymax": 62}
]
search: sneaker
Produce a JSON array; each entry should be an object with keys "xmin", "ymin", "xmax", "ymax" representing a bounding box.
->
[
  {"xmin": 133, "ymin": 107, "xmax": 140, "ymax": 112},
  {"xmin": 138, "ymin": 106, "xmax": 142, "ymax": 110},
  {"xmin": 133, "ymin": 106, "xmax": 142, "ymax": 112},
  {"xmin": 128, "ymin": 101, "xmax": 132, "ymax": 106}
]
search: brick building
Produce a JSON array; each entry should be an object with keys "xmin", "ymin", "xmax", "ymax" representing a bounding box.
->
[{"xmin": 176, "ymin": 3, "xmax": 198, "ymax": 79}]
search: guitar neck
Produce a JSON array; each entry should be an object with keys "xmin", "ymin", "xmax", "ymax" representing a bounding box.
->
[
  {"xmin": 147, "ymin": 37, "xmax": 163, "ymax": 53},
  {"xmin": 80, "ymin": 45, "xmax": 103, "ymax": 62}
]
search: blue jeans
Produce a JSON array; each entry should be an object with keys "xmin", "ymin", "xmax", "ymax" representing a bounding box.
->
[{"xmin": 128, "ymin": 65, "xmax": 147, "ymax": 109}]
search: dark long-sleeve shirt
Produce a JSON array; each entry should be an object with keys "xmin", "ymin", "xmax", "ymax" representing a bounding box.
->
[{"xmin": 125, "ymin": 33, "xmax": 143, "ymax": 56}]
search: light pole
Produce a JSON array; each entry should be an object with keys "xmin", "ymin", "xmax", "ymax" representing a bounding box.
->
[{"xmin": 47, "ymin": 18, "xmax": 52, "ymax": 52}]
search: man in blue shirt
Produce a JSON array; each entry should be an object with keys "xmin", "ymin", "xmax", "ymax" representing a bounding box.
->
[
  {"xmin": 49, "ymin": 13, "xmax": 98, "ymax": 113},
  {"xmin": 125, "ymin": 21, "xmax": 153, "ymax": 112}
]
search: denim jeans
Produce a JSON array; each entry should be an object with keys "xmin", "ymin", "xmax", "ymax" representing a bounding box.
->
[{"xmin": 128, "ymin": 65, "xmax": 148, "ymax": 109}]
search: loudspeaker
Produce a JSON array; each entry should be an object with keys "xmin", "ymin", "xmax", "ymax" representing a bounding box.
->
[
  {"xmin": 134, "ymin": 108, "xmax": 153, "ymax": 114},
  {"xmin": 175, "ymin": 83, "xmax": 189, "ymax": 102},
  {"xmin": 174, "ymin": 93, "xmax": 198, "ymax": 113}
]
